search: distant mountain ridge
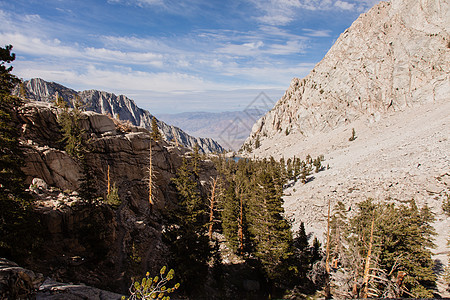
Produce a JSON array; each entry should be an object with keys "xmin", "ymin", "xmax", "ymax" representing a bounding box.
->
[
  {"xmin": 15, "ymin": 78, "xmax": 224, "ymax": 153},
  {"xmin": 158, "ymin": 109, "xmax": 265, "ymax": 151}
]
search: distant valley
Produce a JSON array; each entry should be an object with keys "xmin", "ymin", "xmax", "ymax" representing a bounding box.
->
[{"xmin": 158, "ymin": 109, "xmax": 265, "ymax": 151}]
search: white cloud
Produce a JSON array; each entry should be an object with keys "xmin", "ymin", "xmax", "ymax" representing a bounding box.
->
[
  {"xmin": 252, "ymin": 0, "xmax": 382, "ymax": 25},
  {"xmin": 334, "ymin": 0, "xmax": 355, "ymax": 10},
  {"xmin": 217, "ymin": 41, "xmax": 264, "ymax": 56},
  {"xmin": 107, "ymin": 0, "xmax": 164, "ymax": 7},
  {"xmin": 302, "ymin": 29, "xmax": 331, "ymax": 37},
  {"xmin": 266, "ymin": 40, "xmax": 306, "ymax": 55}
]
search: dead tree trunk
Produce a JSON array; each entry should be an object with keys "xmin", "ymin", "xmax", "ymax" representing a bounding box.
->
[
  {"xmin": 325, "ymin": 199, "xmax": 332, "ymax": 299},
  {"xmin": 362, "ymin": 216, "xmax": 375, "ymax": 298},
  {"xmin": 148, "ymin": 140, "xmax": 154, "ymax": 211},
  {"xmin": 107, "ymin": 165, "xmax": 111, "ymax": 196},
  {"xmin": 238, "ymin": 194, "xmax": 244, "ymax": 255},
  {"xmin": 208, "ymin": 177, "xmax": 218, "ymax": 239},
  {"xmin": 171, "ymin": 126, "xmax": 179, "ymax": 147}
]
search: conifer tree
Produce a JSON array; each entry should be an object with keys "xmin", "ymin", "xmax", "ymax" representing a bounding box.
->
[
  {"xmin": 0, "ymin": 45, "xmax": 23, "ymax": 196},
  {"xmin": 247, "ymin": 168, "xmax": 292, "ymax": 282},
  {"xmin": 292, "ymin": 222, "xmax": 310, "ymax": 279},
  {"xmin": 329, "ymin": 201, "xmax": 348, "ymax": 268},
  {"xmin": 208, "ymin": 177, "xmax": 219, "ymax": 239},
  {"xmin": 0, "ymin": 45, "xmax": 40, "ymax": 259},
  {"xmin": 221, "ymin": 180, "xmax": 240, "ymax": 251},
  {"xmin": 56, "ymin": 96, "xmax": 86, "ymax": 160},
  {"xmin": 164, "ymin": 157, "xmax": 211, "ymax": 295},
  {"xmin": 151, "ymin": 116, "xmax": 161, "ymax": 141},
  {"xmin": 191, "ymin": 143, "xmax": 200, "ymax": 178},
  {"xmin": 330, "ymin": 198, "xmax": 437, "ymax": 298}
]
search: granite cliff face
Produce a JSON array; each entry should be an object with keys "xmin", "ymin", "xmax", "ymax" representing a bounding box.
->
[
  {"xmin": 14, "ymin": 100, "xmax": 217, "ymax": 294},
  {"xmin": 15, "ymin": 78, "xmax": 224, "ymax": 154},
  {"xmin": 244, "ymin": 0, "xmax": 449, "ymax": 150}
]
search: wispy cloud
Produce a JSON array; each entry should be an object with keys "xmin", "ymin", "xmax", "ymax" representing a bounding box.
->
[
  {"xmin": 302, "ymin": 29, "xmax": 331, "ymax": 37},
  {"xmin": 107, "ymin": 0, "xmax": 164, "ymax": 7},
  {"xmin": 334, "ymin": 0, "xmax": 355, "ymax": 10},
  {"xmin": 251, "ymin": 0, "xmax": 381, "ymax": 25},
  {"xmin": 0, "ymin": 0, "xmax": 382, "ymax": 113}
]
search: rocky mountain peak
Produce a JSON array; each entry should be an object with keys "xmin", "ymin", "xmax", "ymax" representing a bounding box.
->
[
  {"xmin": 243, "ymin": 0, "xmax": 449, "ymax": 152},
  {"xmin": 15, "ymin": 78, "xmax": 224, "ymax": 154}
]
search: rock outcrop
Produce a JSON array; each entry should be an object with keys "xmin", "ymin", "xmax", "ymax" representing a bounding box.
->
[
  {"xmin": 244, "ymin": 0, "xmax": 449, "ymax": 151},
  {"xmin": 15, "ymin": 78, "xmax": 224, "ymax": 154},
  {"xmin": 14, "ymin": 100, "xmax": 217, "ymax": 294},
  {"xmin": 0, "ymin": 258, "xmax": 123, "ymax": 300}
]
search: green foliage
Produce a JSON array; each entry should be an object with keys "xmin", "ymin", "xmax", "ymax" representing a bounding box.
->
[
  {"xmin": 329, "ymin": 199, "xmax": 437, "ymax": 298},
  {"xmin": 123, "ymin": 267, "xmax": 180, "ymax": 300},
  {"xmin": 78, "ymin": 159, "xmax": 99, "ymax": 204},
  {"xmin": 0, "ymin": 45, "xmax": 42, "ymax": 260},
  {"xmin": 105, "ymin": 182, "xmax": 121, "ymax": 208},
  {"xmin": 0, "ymin": 45, "xmax": 24, "ymax": 197},
  {"xmin": 191, "ymin": 143, "xmax": 200, "ymax": 178},
  {"xmin": 220, "ymin": 181, "xmax": 240, "ymax": 251},
  {"xmin": 56, "ymin": 97, "xmax": 87, "ymax": 160},
  {"xmin": 248, "ymin": 168, "xmax": 293, "ymax": 281},
  {"xmin": 348, "ymin": 128, "xmax": 357, "ymax": 141},
  {"xmin": 442, "ymin": 193, "xmax": 450, "ymax": 216},
  {"xmin": 55, "ymin": 96, "xmax": 100, "ymax": 203},
  {"xmin": 213, "ymin": 156, "xmax": 298, "ymax": 294},
  {"xmin": 151, "ymin": 116, "xmax": 162, "ymax": 141},
  {"xmin": 163, "ymin": 157, "xmax": 211, "ymax": 295},
  {"xmin": 254, "ymin": 136, "xmax": 261, "ymax": 149}
]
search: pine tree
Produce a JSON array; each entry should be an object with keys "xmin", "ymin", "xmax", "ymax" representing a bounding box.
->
[
  {"xmin": 329, "ymin": 201, "xmax": 348, "ymax": 268},
  {"xmin": 56, "ymin": 96, "xmax": 86, "ymax": 160},
  {"xmin": 292, "ymin": 222, "xmax": 310, "ymax": 279},
  {"xmin": 221, "ymin": 180, "xmax": 240, "ymax": 251},
  {"xmin": 191, "ymin": 143, "xmax": 200, "ymax": 178},
  {"xmin": 247, "ymin": 168, "xmax": 292, "ymax": 282},
  {"xmin": 0, "ymin": 45, "xmax": 41, "ymax": 259},
  {"xmin": 164, "ymin": 157, "xmax": 211, "ymax": 295},
  {"xmin": 151, "ymin": 116, "xmax": 162, "ymax": 141},
  {"xmin": 332, "ymin": 199, "xmax": 437, "ymax": 298},
  {"xmin": 0, "ymin": 45, "xmax": 24, "ymax": 196}
]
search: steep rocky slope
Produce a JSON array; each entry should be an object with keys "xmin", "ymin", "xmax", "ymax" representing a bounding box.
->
[
  {"xmin": 13, "ymin": 100, "xmax": 217, "ymax": 294},
  {"xmin": 244, "ymin": 0, "xmax": 449, "ymax": 150},
  {"xmin": 15, "ymin": 78, "xmax": 224, "ymax": 154},
  {"xmin": 241, "ymin": 0, "xmax": 450, "ymax": 295}
]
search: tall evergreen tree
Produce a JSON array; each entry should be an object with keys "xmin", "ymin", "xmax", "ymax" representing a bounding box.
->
[
  {"xmin": 0, "ymin": 45, "xmax": 40, "ymax": 259},
  {"xmin": 151, "ymin": 116, "xmax": 162, "ymax": 141},
  {"xmin": 0, "ymin": 45, "xmax": 24, "ymax": 196},
  {"xmin": 221, "ymin": 180, "xmax": 240, "ymax": 251},
  {"xmin": 163, "ymin": 157, "xmax": 211, "ymax": 296},
  {"xmin": 247, "ymin": 168, "xmax": 293, "ymax": 283},
  {"xmin": 330, "ymin": 198, "xmax": 437, "ymax": 298}
]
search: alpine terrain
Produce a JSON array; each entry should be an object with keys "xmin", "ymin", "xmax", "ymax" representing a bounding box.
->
[
  {"xmin": 14, "ymin": 78, "xmax": 224, "ymax": 154},
  {"xmin": 243, "ymin": 0, "xmax": 449, "ymax": 295}
]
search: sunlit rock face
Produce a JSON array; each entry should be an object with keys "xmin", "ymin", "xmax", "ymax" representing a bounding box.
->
[
  {"xmin": 244, "ymin": 0, "xmax": 449, "ymax": 150},
  {"xmin": 15, "ymin": 78, "xmax": 225, "ymax": 154}
]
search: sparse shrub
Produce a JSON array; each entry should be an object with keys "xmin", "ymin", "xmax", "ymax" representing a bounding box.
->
[
  {"xmin": 123, "ymin": 266, "xmax": 180, "ymax": 300},
  {"xmin": 255, "ymin": 136, "xmax": 261, "ymax": 149},
  {"xmin": 348, "ymin": 128, "xmax": 357, "ymax": 141},
  {"xmin": 111, "ymin": 116, "xmax": 133, "ymax": 132},
  {"xmin": 443, "ymin": 193, "xmax": 450, "ymax": 216},
  {"xmin": 105, "ymin": 182, "xmax": 121, "ymax": 208},
  {"xmin": 313, "ymin": 155, "xmax": 325, "ymax": 173}
]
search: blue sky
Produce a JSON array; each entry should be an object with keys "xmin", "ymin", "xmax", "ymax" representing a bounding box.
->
[{"xmin": 0, "ymin": 0, "xmax": 380, "ymax": 114}]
